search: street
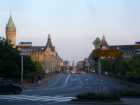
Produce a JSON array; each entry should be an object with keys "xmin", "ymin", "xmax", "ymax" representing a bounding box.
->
[{"xmin": 0, "ymin": 73, "xmax": 136, "ymax": 105}]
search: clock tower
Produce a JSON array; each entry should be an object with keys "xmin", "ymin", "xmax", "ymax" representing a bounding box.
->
[{"xmin": 6, "ymin": 15, "xmax": 16, "ymax": 47}]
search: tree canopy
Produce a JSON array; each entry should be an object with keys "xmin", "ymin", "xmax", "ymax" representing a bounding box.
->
[
  {"xmin": 101, "ymin": 56, "xmax": 140, "ymax": 83},
  {"xmin": 93, "ymin": 37, "xmax": 101, "ymax": 49},
  {"xmin": 0, "ymin": 37, "xmax": 44, "ymax": 81}
]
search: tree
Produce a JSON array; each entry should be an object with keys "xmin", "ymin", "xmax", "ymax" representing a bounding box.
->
[
  {"xmin": 0, "ymin": 37, "xmax": 44, "ymax": 81},
  {"xmin": 100, "ymin": 55, "xmax": 140, "ymax": 83},
  {"xmin": 101, "ymin": 59, "xmax": 113, "ymax": 74},
  {"xmin": 0, "ymin": 38, "xmax": 20, "ymax": 78},
  {"xmin": 93, "ymin": 37, "xmax": 101, "ymax": 49}
]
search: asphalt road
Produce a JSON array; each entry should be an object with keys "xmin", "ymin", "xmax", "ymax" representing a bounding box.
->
[{"xmin": 0, "ymin": 73, "xmax": 135, "ymax": 105}]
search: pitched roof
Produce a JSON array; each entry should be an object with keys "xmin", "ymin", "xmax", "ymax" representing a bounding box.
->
[
  {"xmin": 45, "ymin": 34, "xmax": 55, "ymax": 51},
  {"xmin": 101, "ymin": 36, "xmax": 108, "ymax": 47},
  {"xmin": 6, "ymin": 15, "xmax": 15, "ymax": 28}
]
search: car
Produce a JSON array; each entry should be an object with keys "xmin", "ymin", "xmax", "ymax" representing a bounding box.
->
[{"xmin": 0, "ymin": 84, "xmax": 22, "ymax": 95}]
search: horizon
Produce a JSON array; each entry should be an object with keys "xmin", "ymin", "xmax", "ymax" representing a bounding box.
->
[{"xmin": 0, "ymin": 0, "xmax": 140, "ymax": 62}]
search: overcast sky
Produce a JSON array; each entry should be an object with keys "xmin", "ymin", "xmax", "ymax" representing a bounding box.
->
[{"xmin": 0, "ymin": 0, "xmax": 140, "ymax": 62}]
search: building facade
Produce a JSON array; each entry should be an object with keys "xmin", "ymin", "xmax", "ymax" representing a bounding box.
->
[
  {"xmin": 6, "ymin": 16, "xmax": 63, "ymax": 73},
  {"xmin": 30, "ymin": 35, "xmax": 63, "ymax": 73}
]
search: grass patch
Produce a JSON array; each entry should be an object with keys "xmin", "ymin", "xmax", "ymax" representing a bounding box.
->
[{"xmin": 73, "ymin": 92, "xmax": 120, "ymax": 102}]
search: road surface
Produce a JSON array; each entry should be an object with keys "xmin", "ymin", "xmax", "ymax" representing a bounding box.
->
[{"xmin": 0, "ymin": 73, "xmax": 136, "ymax": 105}]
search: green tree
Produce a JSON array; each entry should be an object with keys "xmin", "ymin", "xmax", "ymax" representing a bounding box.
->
[
  {"xmin": 0, "ymin": 38, "xmax": 20, "ymax": 78},
  {"xmin": 101, "ymin": 59, "xmax": 113, "ymax": 74},
  {"xmin": 93, "ymin": 37, "xmax": 101, "ymax": 49},
  {"xmin": 101, "ymin": 56, "xmax": 140, "ymax": 83},
  {"xmin": 0, "ymin": 37, "xmax": 44, "ymax": 81}
]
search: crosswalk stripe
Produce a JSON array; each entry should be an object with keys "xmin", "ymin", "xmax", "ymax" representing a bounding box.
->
[{"xmin": 0, "ymin": 95, "xmax": 74, "ymax": 102}]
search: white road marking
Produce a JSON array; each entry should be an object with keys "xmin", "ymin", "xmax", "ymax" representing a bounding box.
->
[
  {"xmin": 47, "ymin": 74, "xmax": 64, "ymax": 88},
  {"xmin": 63, "ymin": 74, "xmax": 71, "ymax": 87},
  {"xmin": 0, "ymin": 95, "xmax": 74, "ymax": 102}
]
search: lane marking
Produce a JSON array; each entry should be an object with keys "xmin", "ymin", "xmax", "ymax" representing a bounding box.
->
[{"xmin": 63, "ymin": 74, "xmax": 71, "ymax": 87}]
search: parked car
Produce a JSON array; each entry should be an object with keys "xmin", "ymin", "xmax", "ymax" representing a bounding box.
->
[{"xmin": 0, "ymin": 84, "xmax": 22, "ymax": 94}]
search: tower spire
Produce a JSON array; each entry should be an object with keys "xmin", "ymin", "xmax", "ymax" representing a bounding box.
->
[
  {"xmin": 6, "ymin": 15, "xmax": 15, "ymax": 28},
  {"xmin": 101, "ymin": 35, "xmax": 109, "ymax": 50},
  {"xmin": 46, "ymin": 34, "xmax": 55, "ymax": 51}
]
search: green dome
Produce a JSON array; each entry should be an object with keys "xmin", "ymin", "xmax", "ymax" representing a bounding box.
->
[{"xmin": 6, "ymin": 16, "xmax": 15, "ymax": 28}]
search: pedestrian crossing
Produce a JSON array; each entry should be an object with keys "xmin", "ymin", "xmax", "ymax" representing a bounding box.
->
[{"xmin": 0, "ymin": 95, "xmax": 74, "ymax": 102}]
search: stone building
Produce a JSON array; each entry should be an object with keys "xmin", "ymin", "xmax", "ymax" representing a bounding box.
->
[
  {"xmin": 6, "ymin": 15, "xmax": 63, "ymax": 73},
  {"xmin": 30, "ymin": 34, "xmax": 63, "ymax": 73}
]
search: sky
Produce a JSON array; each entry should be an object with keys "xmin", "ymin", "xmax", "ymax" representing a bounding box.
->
[{"xmin": 0, "ymin": 0, "xmax": 140, "ymax": 62}]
